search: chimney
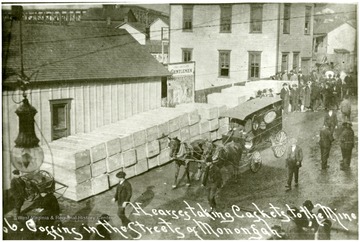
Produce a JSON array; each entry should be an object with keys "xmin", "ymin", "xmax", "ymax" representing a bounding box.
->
[
  {"xmin": 124, "ymin": 15, "xmax": 128, "ymax": 23},
  {"xmin": 106, "ymin": 17, "xmax": 111, "ymax": 25}
]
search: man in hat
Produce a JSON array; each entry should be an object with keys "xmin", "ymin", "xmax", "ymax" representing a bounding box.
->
[
  {"xmin": 339, "ymin": 95, "xmax": 351, "ymax": 122},
  {"xmin": 202, "ymin": 157, "xmax": 222, "ymax": 212},
  {"xmin": 339, "ymin": 121, "xmax": 355, "ymax": 170},
  {"xmin": 10, "ymin": 169, "xmax": 26, "ymax": 220},
  {"xmin": 290, "ymin": 84, "xmax": 300, "ymax": 112},
  {"xmin": 323, "ymin": 108, "xmax": 338, "ymax": 136},
  {"xmin": 280, "ymin": 83, "xmax": 290, "ymax": 114},
  {"xmin": 112, "ymin": 171, "xmax": 132, "ymax": 226},
  {"xmin": 319, "ymin": 123, "xmax": 334, "ymax": 170},
  {"xmin": 285, "ymin": 138, "xmax": 303, "ymax": 191}
]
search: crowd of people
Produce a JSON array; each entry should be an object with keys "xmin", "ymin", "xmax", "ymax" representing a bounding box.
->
[{"xmin": 279, "ymin": 69, "xmax": 356, "ymax": 114}]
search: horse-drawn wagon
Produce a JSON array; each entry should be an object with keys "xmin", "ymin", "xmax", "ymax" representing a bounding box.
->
[{"xmin": 218, "ymin": 96, "xmax": 288, "ymax": 173}]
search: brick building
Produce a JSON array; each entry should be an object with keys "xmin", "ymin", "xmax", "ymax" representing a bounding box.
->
[{"xmin": 169, "ymin": 3, "xmax": 314, "ymax": 102}]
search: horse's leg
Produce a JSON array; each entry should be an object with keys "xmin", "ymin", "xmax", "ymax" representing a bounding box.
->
[
  {"xmin": 185, "ymin": 160, "xmax": 191, "ymax": 186},
  {"xmin": 173, "ymin": 161, "xmax": 180, "ymax": 188},
  {"xmin": 195, "ymin": 163, "xmax": 202, "ymax": 181}
]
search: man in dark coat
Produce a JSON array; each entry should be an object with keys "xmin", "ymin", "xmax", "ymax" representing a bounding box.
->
[
  {"xmin": 280, "ymin": 83, "xmax": 290, "ymax": 114},
  {"xmin": 339, "ymin": 95, "xmax": 351, "ymax": 122},
  {"xmin": 290, "ymin": 84, "xmax": 300, "ymax": 112},
  {"xmin": 339, "ymin": 122, "xmax": 355, "ymax": 170},
  {"xmin": 10, "ymin": 170, "xmax": 27, "ymax": 220},
  {"xmin": 319, "ymin": 123, "xmax": 334, "ymax": 170},
  {"xmin": 315, "ymin": 208, "xmax": 332, "ymax": 240},
  {"xmin": 323, "ymin": 108, "xmax": 338, "ymax": 136},
  {"xmin": 285, "ymin": 138, "xmax": 303, "ymax": 191},
  {"xmin": 112, "ymin": 171, "xmax": 132, "ymax": 226},
  {"xmin": 202, "ymin": 158, "xmax": 222, "ymax": 212}
]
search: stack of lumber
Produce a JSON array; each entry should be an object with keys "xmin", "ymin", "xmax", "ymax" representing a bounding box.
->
[{"xmin": 41, "ymin": 104, "xmax": 229, "ymax": 201}]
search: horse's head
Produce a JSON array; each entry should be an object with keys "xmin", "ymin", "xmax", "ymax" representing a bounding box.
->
[
  {"xmin": 201, "ymin": 139, "xmax": 215, "ymax": 160},
  {"xmin": 168, "ymin": 137, "xmax": 181, "ymax": 159}
]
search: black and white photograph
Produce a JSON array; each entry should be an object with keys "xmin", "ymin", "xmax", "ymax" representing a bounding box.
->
[{"xmin": 2, "ymin": 1, "xmax": 358, "ymax": 240}]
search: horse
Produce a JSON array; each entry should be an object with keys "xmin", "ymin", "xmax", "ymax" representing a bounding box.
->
[
  {"xmin": 168, "ymin": 137, "xmax": 213, "ymax": 188},
  {"xmin": 201, "ymin": 138, "xmax": 244, "ymax": 179}
]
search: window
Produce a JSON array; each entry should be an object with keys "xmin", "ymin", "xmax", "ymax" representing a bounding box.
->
[
  {"xmin": 304, "ymin": 6, "xmax": 311, "ymax": 35},
  {"xmin": 183, "ymin": 5, "xmax": 193, "ymax": 31},
  {"xmin": 248, "ymin": 52, "xmax": 261, "ymax": 79},
  {"xmin": 281, "ymin": 53, "xmax": 289, "ymax": 72},
  {"xmin": 50, "ymin": 99, "xmax": 71, "ymax": 141},
  {"xmin": 250, "ymin": 4, "xmax": 263, "ymax": 33},
  {"xmin": 220, "ymin": 5, "xmax": 232, "ymax": 33},
  {"xmin": 219, "ymin": 50, "xmax": 231, "ymax": 77},
  {"xmin": 182, "ymin": 48, "xmax": 193, "ymax": 62},
  {"xmin": 283, "ymin": 4, "xmax": 290, "ymax": 34},
  {"xmin": 293, "ymin": 52, "xmax": 299, "ymax": 71}
]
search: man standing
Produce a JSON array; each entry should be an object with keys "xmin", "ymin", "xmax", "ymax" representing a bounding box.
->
[
  {"xmin": 280, "ymin": 83, "xmax": 290, "ymax": 114},
  {"xmin": 314, "ymin": 209, "xmax": 332, "ymax": 240},
  {"xmin": 112, "ymin": 171, "xmax": 132, "ymax": 226},
  {"xmin": 285, "ymin": 138, "xmax": 303, "ymax": 191},
  {"xmin": 290, "ymin": 84, "xmax": 300, "ymax": 112},
  {"xmin": 339, "ymin": 95, "xmax": 351, "ymax": 122},
  {"xmin": 323, "ymin": 108, "xmax": 338, "ymax": 136},
  {"xmin": 10, "ymin": 170, "xmax": 26, "ymax": 220},
  {"xmin": 339, "ymin": 122, "xmax": 355, "ymax": 171},
  {"xmin": 202, "ymin": 158, "xmax": 222, "ymax": 212},
  {"xmin": 319, "ymin": 123, "xmax": 334, "ymax": 170}
]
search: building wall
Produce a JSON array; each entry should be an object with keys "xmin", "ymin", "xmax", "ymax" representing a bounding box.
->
[
  {"xmin": 169, "ymin": 4, "xmax": 279, "ymax": 91},
  {"xmin": 327, "ymin": 23, "xmax": 356, "ymax": 54},
  {"xmin": 278, "ymin": 3, "xmax": 314, "ymax": 72},
  {"xmin": 150, "ymin": 19, "xmax": 169, "ymax": 41},
  {"xmin": 118, "ymin": 24, "xmax": 146, "ymax": 45},
  {"xmin": 2, "ymin": 77, "xmax": 161, "ymax": 189}
]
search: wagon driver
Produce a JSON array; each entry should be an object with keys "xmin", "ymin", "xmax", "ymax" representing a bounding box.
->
[{"xmin": 202, "ymin": 157, "xmax": 223, "ymax": 212}]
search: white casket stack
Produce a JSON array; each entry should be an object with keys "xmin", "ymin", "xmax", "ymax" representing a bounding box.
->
[{"xmin": 41, "ymin": 104, "xmax": 229, "ymax": 201}]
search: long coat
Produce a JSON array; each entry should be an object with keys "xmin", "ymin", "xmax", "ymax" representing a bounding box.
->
[
  {"xmin": 319, "ymin": 127, "xmax": 333, "ymax": 148},
  {"xmin": 303, "ymin": 86, "xmax": 311, "ymax": 107},
  {"xmin": 114, "ymin": 180, "xmax": 132, "ymax": 207},
  {"xmin": 286, "ymin": 146, "xmax": 303, "ymax": 168},
  {"xmin": 339, "ymin": 127, "xmax": 355, "ymax": 150},
  {"xmin": 202, "ymin": 165, "xmax": 222, "ymax": 188}
]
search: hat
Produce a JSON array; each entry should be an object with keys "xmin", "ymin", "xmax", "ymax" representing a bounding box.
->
[
  {"xmin": 283, "ymin": 83, "xmax": 288, "ymax": 86},
  {"xmin": 12, "ymin": 170, "xmax": 20, "ymax": 175},
  {"xmin": 303, "ymin": 200, "xmax": 314, "ymax": 210},
  {"xmin": 290, "ymin": 138, "xmax": 297, "ymax": 145},
  {"xmin": 342, "ymin": 121, "xmax": 352, "ymax": 126},
  {"xmin": 116, "ymin": 171, "xmax": 126, "ymax": 178}
]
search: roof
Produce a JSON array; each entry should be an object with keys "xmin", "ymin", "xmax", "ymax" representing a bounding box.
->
[
  {"xmin": 117, "ymin": 21, "xmax": 147, "ymax": 33},
  {"xmin": 334, "ymin": 48, "xmax": 350, "ymax": 53},
  {"xmin": 220, "ymin": 97, "xmax": 282, "ymax": 120},
  {"xmin": 3, "ymin": 22, "xmax": 170, "ymax": 83},
  {"xmin": 150, "ymin": 17, "xmax": 169, "ymax": 26},
  {"xmin": 313, "ymin": 21, "xmax": 353, "ymax": 35}
]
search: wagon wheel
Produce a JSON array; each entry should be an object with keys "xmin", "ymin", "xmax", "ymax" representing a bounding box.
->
[
  {"xmin": 271, "ymin": 130, "xmax": 288, "ymax": 158},
  {"xmin": 250, "ymin": 151, "xmax": 262, "ymax": 173}
]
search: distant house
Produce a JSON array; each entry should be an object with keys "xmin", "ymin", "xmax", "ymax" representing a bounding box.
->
[
  {"xmin": 117, "ymin": 21, "xmax": 147, "ymax": 45},
  {"xmin": 149, "ymin": 17, "xmax": 169, "ymax": 41},
  {"xmin": 2, "ymin": 22, "xmax": 170, "ymax": 190},
  {"xmin": 313, "ymin": 21, "xmax": 356, "ymax": 72},
  {"xmin": 81, "ymin": 4, "xmax": 137, "ymax": 24}
]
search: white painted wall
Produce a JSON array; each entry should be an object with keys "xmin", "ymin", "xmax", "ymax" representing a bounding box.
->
[
  {"xmin": 3, "ymin": 77, "xmax": 161, "ymax": 189},
  {"xmin": 150, "ymin": 18, "xmax": 169, "ymax": 41},
  {"xmin": 118, "ymin": 24, "xmax": 146, "ymax": 45},
  {"xmin": 327, "ymin": 23, "xmax": 356, "ymax": 54},
  {"xmin": 170, "ymin": 4, "xmax": 280, "ymax": 91}
]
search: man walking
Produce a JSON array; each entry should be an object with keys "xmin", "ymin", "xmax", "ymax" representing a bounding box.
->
[
  {"xmin": 285, "ymin": 138, "xmax": 303, "ymax": 191},
  {"xmin": 319, "ymin": 123, "xmax": 334, "ymax": 170},
  {"xmin": 202, "ymin": 158, "xmax": 222, "ymax": 212},
  {"xmin": 10, "ymin": 170, "xmax": 26, "ymax": 220},
  {"xmin": 339, "ymin": 95, "xmax": 351, "ymax": 122},
  {"xmin": 324, "ymin": 108, "xmax": 338, "ymax": 136},
  {"xmin": 112, "ymin": 171, "xmax": 132, "ymax": 226},
  {"xmin": 339, "ymin": 122, "xmax": 355, "ymax": 171}
]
